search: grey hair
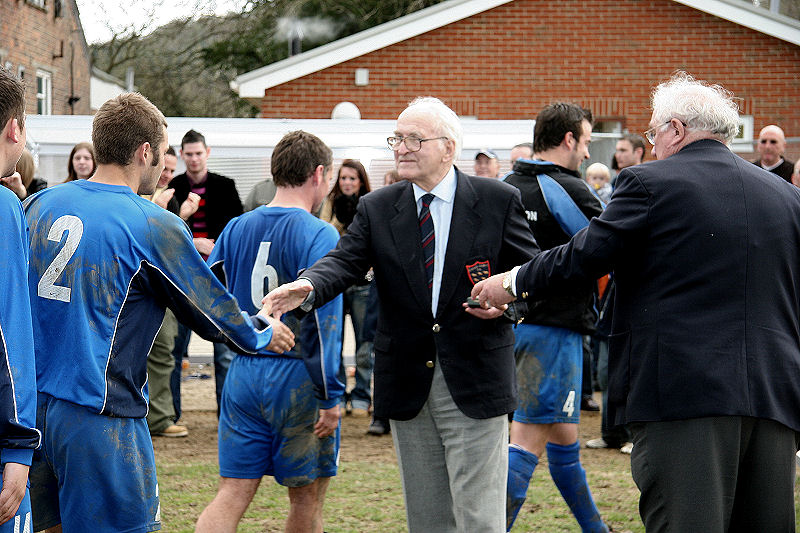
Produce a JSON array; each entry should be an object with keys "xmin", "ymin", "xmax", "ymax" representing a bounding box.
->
[
  {"xmin": 399, "ymin": 96, "xmax": 463, "ymax": 161},
  {"xmin": 651, "ymin": 72, "xmax": 740, "ymax": 144}
]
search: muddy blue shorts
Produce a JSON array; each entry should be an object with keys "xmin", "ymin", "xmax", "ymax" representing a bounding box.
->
[
  {"xmin": 512, "ymin": 324, "xmax": 583, "ymax": 424},
  {"xmin": 0, "ymin": 470, "xmax": 30, "ymax": 533},
  {"xmin": 29, "ymin": 392, "xmax": 160, "ymax": 532},
  {"xmin": 218, "ymin": 355, "xmax": 340, "ymax": 487}
]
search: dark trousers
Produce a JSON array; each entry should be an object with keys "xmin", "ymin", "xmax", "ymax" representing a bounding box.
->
[
  {"xmin": 170, "ymin": 322, "xmax": 192, "ymax": 421},
  {"xmin": 629, "ymin": 416, "xmax": 798, "ymax": 533}
]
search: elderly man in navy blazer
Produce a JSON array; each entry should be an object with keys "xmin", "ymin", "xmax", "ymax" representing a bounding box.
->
[
  {"xmin": 472, "ymin": 72, "xmax": 800, "ymax": 532},
  {"xmin": 265, "ymin": 97, "xmax": 536, "ymax": 532}
]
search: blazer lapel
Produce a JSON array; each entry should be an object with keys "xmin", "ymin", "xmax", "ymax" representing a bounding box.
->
[
  {"xmin": 390, "ymin": 184, "xmax": 433, "ymax": 315},
  {"xmin": 437, "ymin": 170, "xmax": 480, "ymax": 317}
]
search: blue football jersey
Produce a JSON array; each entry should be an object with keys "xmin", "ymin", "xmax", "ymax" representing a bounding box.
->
[
  {"xmin": 0, "ymin": 186, "xmax": 39, "ymax": 466},
  {"xmin": 24, "ymin": 180, "xmax": 275, "ymax": 418},
  {"xmin": 208, "ymin": 206, "xmax": 344, "ymax": 408}
]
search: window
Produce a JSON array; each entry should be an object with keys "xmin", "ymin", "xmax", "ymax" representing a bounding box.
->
[
  {"xmin": 54, "ymin": 0, "xmax": 62, "ymax": 17},
  {"xmin": 36, "ymin": 70, "xmax": 52, "ymax": 115},
  {"xmin": 17, "ymin": 66, "xmax": 25, "ymax": 81},
  {"xmin": 26, "ymin": 0, "xmax": 46, "ymax": 8},
  {"xmin": 730, "ymin": 115, "xmax": 754, "ymax": 153}
]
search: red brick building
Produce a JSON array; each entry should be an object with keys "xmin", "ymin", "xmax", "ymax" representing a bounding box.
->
[
  {"xmin": 1, "ymin": 0, "xmax": 91, "ymax": 115},
  {"xmin": 234, "ymin": 0, "xmax": 800, "ymax": 160}
]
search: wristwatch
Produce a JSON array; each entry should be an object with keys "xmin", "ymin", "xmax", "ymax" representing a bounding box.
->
[{"xmin": 502, "ymin": 272, "xmax": 515, "ymax": 297}]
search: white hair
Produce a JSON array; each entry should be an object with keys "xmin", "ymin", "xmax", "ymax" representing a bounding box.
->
[
  {"xmin": 651, "ymin": 72, "xmax": 740, "ymax": 144},
  {"xmin": 399, "ymin": 96, "xmax": 463, "ymax": 161}
]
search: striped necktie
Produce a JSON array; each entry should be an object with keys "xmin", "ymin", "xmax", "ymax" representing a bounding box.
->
[{"xmin": 419, "ymin": 193, "xmax": 435, "ymax": 292}]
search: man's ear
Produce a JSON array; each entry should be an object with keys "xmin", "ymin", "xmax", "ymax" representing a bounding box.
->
[
  {"xmin": 564, "ymin": 131, "xmax": 575, "ymax": 150},
  {"xmin": 138, "ymin": 142, "xmax": 152, "ymax": 165},
  {"xmin": 312, "ymin": 164, "xmax": 325, "ymax": 186},
  {"xmin": 4, "ymin": 118, "xmax": 22, "ymax": 143}
]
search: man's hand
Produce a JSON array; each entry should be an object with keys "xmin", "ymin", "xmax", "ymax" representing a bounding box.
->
[
  {"xmin": 314, "ymin": 405, "xmax": 340, "ymax": 438},
  {"xmin": 258, "ymin": 314, "xmax": 295, "ymax": 353},
  {"xmin": 154, "ymin": 188, "xmax": 175, "ymax": 209},
  {"xmin": 471, "ymin": 272, "xmax": 516, "ymax": 310},
  {"xmin": 463, "ymin": 302, "xmax": 508, "ymax": 319},
  {"xmin": 180, "ymin": 192, "xmax": 201, "ymax": 220},
  {"xmin": 262, "ymin": 280, "xmax": 313, "ymax": 321},
  {"xmin": 0, "ymin": 462, "xmax": 28, "ymax": 526},
  {"xmin": 0, "ymin": 172, "xmax": 27, "ymax": 200},
  {"xmin": 193, "ymin": 237, "xmax": 215, "ymax": 256}
]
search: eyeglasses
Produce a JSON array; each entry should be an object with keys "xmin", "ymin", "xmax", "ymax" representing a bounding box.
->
[
  {"xmin": 644, "ymin": 119, "xmax": 687, "ymax": 145},
  {"xmin": 387, "ymin": 136, "xmax": 448, "ymax": 152},
  {"xmin": 760, "ymin": 139, "xmax": 779, "ymax": 145}
]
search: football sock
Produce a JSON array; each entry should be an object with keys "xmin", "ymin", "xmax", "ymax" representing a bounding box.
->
[
  {"xmin": 547, "ymin": 441, "xmax": 608, "ymax": 533},
  {"xmin": 506, "ymin": 444, "xmax": 539, "ymax": 531}
]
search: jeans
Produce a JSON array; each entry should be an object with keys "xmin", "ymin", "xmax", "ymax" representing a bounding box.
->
[{"xmin": 340, "ymin": 282, "xmax": 376, "ymax": 410}]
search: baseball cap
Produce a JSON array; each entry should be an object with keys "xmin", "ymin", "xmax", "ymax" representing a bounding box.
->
[{"xmin": 475, "ymin": 149, "xmax": 498, "ymax": 160}]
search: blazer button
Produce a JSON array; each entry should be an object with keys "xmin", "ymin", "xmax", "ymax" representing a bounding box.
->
[
  {"xmin": 426, "ymin": 360, "xmax": 434, "ymax": 368},
  {"xmin": 432, "ymin": 323, "xmax": 441, "ymax": 333}
]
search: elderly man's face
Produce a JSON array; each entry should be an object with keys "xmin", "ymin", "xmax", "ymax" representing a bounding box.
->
[
  {"xmin": 393, "ymin": 112, "xmax": 451, "ymax": 187},
  {"xmin": 474, "ymin": 154, "xmax": 499, "ymax": 178},
  {"xmin": 757, "ymin": 126, "xmax": 786, "ymax": 167}
]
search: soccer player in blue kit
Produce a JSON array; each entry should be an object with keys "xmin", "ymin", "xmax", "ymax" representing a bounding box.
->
[
  {"xmin": 195, "ymin": 130, "xmax": 344, "ymax": 533},
  {"xmin": 0, "ymin": 67, "xmax": 39, "ymax": 533},
  {"xmin": 24, "ymin": 93, "xmax": 295, "ymax": 533}
]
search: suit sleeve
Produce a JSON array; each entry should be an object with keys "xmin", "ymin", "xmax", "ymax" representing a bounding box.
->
[
  {"xmin": 145, "ymin": 211, "xmax": 274, "ymax": 354},
  {"xmin": 303, "ymin": 197, "xmax": 373, "ymax": 307},
  {"xmin": 299, "ymin": 226, "xmax": 345, "ymax": 408},
  {"xmin": 517, "ymin": 167, "xmax": 648, "ymax": 297},
  {"xmin": 0, "ymin": 190, "xmax": 40, "ymax": 465}
]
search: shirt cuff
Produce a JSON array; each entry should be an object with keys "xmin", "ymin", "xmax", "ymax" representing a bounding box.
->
[
  {"xmin": 1, "ymin": 448, "xmax": 34, "ymax": 467},
  {"xmin": 297, "ymin": 278, "xmax": 315, "ymax": 312},
  {"xmin": 510, "ymin": 265, "xmax": 522, "ymax": 298}
]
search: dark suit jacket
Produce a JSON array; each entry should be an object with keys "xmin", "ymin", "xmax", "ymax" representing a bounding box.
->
[
  {"xmin": 169, "ymin": 172, "xmax": 243, "ymax": 240},
  {"xmin": 518, "ymin": 139, "xmax": 800, "ymax": 432},
  {"xmin": 303, "ymin": 169, "xmax": 537, "ymax": 420}
]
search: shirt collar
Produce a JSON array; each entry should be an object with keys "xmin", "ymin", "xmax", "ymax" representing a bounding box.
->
[{"xmin": 412, "ymin": 166, "xmax": 457, "ymax": 205}]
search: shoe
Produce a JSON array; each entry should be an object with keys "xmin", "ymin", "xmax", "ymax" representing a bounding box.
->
[
  {"xmin": 586, "ymin": 437, "xmax": 611, "ymax": 449},
  {"xmin": 581, "ymin": 395, "xmax": 600, "ymax": 411},
  {"xmin": 351, "ymin": 408, "xmax": 369, "ymax": 418},
  {"xmin": 153, "ymin": 424, "xmax": 188, "ymax": 438},
  {"xmin": 620, "ymin": 442, "xmax": 633, "ymax": 454},
  {"xmin": 367, "ymin": 418, "xmax": 390, "ymax": 435}
]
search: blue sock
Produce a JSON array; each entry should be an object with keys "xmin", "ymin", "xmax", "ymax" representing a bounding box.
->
[
  {"xmin": 506, "ymin": 444, "xmax": 538, "ymax": 531},
  {"xmin": 547, "ymin": 441, "xmax": 608, "ymax": 533}
]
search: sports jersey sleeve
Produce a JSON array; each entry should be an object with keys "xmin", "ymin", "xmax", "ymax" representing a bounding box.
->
[
  {"xmin": 144, "ymin": 211, "xmax": 274, "ymax": 355},
  {"xmin": 299, "ymin": 226, "xmax": 345, "ymax": 408},
  {"xmin": 0, "ymin": 189, "xmax": 40, "ymax": 465}
]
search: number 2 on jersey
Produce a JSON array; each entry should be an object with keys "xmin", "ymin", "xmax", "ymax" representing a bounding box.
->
[
  {"xmin": 38, "ymin": 215, "xmax": 84, "ymax": 303},
  {"xmin": 251, "ymin": 241, "xmax": 278, "ymax": 309}
]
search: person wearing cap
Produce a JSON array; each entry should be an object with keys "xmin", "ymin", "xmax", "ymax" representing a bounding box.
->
[{"xmin": 475, "ymin": 149, "xmax": 501, "ymax": 178}]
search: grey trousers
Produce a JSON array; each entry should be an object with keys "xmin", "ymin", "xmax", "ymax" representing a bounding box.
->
[
  {"xmin": 390, "ymin": 361, "xmax": 508, "ymax": 533},
  {"xmin": 630, "ymin": 416, "xmax": 798, "ymax": 533}
]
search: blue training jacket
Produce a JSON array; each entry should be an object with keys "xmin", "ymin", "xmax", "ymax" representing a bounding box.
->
[
  {"xmin": 24, "ymin": 180, "xmax": 275, "ymax": 418},
  {"xmin": 0, "ymin": 187, "xmax": 40, "ymax": 466},
  {"xmin": 208, "ymin": 206, "xmax": 345, "ymax": 409}
]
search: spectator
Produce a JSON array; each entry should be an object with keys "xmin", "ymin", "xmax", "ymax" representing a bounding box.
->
[
  {"xmin": 1, "ymin": 149, "xmax": 46, "ymax": 200},
  {"xmin": 585, "ymin": 162, "xmax": 612, "ymax": 203},
  {"xmin": 169, "ymin": 129, "xmax": 244, "ymax": 416},
  {"xmin": 319, "ymin": 159, "xmax": 374, "ymax": 416},
  {"xmin": 474, "ymin": 148, "xmax": 500, "ymax": 178},
  {"xmin": 510, "ymin": 142, "xmax": 533, "ymax": 166},
  {"xmin": 792, "ymin": 159, "xmax": 800, "ymax": 187},
  {"xmin": 384, "ymin": 168, "xmax": 400, "ymax": 185},
  {"xmin": 752, "ymin": 124, "xmax": 794, "ymax": 182},
  {"xmin": 243, "ymin": 177, "xmax": 277, "ymax": 212},
  {"xmin": 64, "ymin": 141, "xmax": 96, "ymax": 182}
]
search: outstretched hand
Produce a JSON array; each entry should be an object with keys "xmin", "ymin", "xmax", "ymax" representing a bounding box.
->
[{"xmin": 262, "ymin": 280, "xmax": 313, "ymax": 322}]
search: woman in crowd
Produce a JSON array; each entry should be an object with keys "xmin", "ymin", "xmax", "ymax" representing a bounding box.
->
[
  {"xmin": 64, "ymin": 141, "xmax": 96, "ymax": 182},
  {"xmin": 319, "ymin": 159, "xmax": 376, "ymax": 416}
]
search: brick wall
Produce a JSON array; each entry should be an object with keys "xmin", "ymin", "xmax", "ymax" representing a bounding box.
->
[
  {"xmin": 0, "ymin": 0, "xmax": 91, "ymax": 116},
  {"xmin": 259, "ymin": 0, "xmax": 800, "ymax": 161}
]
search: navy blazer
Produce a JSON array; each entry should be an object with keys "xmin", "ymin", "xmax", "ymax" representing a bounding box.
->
[
  {"xmin": 303, "ymin": 169, "xmax": 537, "ymax": 420},
  {"xmin": 518, "ymin": 139, "xmax": 800, "ymax": 431}
]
